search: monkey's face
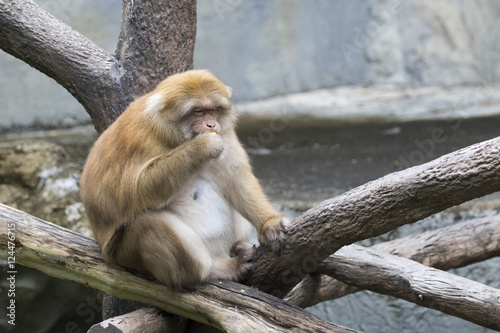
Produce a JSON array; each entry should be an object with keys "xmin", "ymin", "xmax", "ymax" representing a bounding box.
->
[
  {"xmin": 181, "ymin": 95, "xmax": 235, "ymax": 139},
  {"xmin": 143, "ymin": 70, "xmax": 236, "ymax": 142},
  {"xmin": 189, "ymin": 107, "xmax": 221, "ymax": 135}
]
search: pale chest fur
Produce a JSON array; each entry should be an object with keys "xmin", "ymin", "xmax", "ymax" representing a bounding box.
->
[{"xmin": 168, "ymin": 171, "xmax": 252, "ymax": 257}]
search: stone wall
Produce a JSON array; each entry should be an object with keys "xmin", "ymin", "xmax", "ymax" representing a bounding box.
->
[{"xmin": 1, "ymin": 0, "xmax": 499, "ymax": 128}]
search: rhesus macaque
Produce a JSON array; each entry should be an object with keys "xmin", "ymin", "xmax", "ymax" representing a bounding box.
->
[{"xmin": 80, "ymin": 70, "xmax": 287, "ymax": 289}]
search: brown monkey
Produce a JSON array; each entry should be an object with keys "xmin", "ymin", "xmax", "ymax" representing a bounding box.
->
[{"xmin": 80, "ymin": 70, "xmax": 287, "ymax": 289}]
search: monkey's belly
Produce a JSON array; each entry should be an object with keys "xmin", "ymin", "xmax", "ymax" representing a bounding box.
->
[{"xmin": 169, "ymin": 176, "xmax": 251, "ymax": 256}]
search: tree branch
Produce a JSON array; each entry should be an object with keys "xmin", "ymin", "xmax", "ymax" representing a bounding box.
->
[
  {"xmin": 318, "ymin": 245, "xmax": 500, "ymax": 331},
  {"xmin": 0, "ymin": 203, "xmax": 358, "ymax": 333},
  {"xmin": 0, "ymin": 0, "xmax": 124, "ymax": 132},
  {"xmin": 249, "ymin": 136, "xmax": 500, "ymax": 297},
  {"xmin": 285, "ymin": 215, "xmax": 500, "ymax": 307}
]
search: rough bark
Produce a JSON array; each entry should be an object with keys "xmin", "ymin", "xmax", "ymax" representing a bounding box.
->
[
  {"xmin": 285, "ymin": 215, "xmax": 500, "ymax": 308},
  {"xmin": 0, "ymin": 0, "xmax": 123, "ymax": 132},
  {"xmin": 248, "ymin": 136, "xmax": 500, "ymax": 298},
  {"xmin": 0, "ymin": 0, "xmax": 196, "ymax": 133},
  {"xmin": 318, "ymin": 245, "xmax": 500, "ymax": 331},
  {"xmin": 116, "ymin": 0, "xmax": 197, "ymax": 100},
  {"xmin": 0, "ymin": 203, "xmax": 357, "ymax": 333}
]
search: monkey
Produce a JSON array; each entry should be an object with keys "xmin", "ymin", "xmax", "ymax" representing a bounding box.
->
[{"xmin": 80, "ymin": 69, "xmax": 287, "ymax": 289}]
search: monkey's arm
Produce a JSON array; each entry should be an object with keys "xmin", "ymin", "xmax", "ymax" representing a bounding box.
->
[
  {"xmin": 134, "ymin": 133, "xmax": 222, "ymax": 210},
  {"xmin": 222, "ymin": 139, "xmax": 287, "ymax": 250}
]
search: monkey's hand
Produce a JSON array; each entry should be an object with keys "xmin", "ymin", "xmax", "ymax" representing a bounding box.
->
[
  {"xmin": 198, "ymin": 132, "xmax": 225, "ymax": 159},
  {"xmin": 258, "ymin": 215, "xmax": 289, "ymax": 253},
  {"xmin": 230, "ymin": 241, "xmax": 255, "ymax": 279}
]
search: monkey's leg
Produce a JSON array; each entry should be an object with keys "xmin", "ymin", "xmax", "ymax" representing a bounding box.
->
[
  {"xmin": 209, "ymin": 240, "xmax": 254, "ymax": 281},
  {"xmin": 104, "ymin": 212, "xmax": 252, "ymax": 288}
]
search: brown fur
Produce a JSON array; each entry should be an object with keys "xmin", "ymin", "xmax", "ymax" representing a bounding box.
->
[{"xmin": 81, "ymin": 70, "xmax": 287, "ymax": 289}]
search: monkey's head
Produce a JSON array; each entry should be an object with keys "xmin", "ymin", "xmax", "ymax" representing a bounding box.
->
[{"xmin": 143, "ymin": 70, "xmax": 236, "ymax": 144}]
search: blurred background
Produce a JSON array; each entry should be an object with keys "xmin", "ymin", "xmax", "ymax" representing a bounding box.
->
[{"xmin": 1, "ymin": 1, "xmax": 500, "ymax": 332}]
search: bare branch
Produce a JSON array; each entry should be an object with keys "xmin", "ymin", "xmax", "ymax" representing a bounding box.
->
[
  {"xmin": 0, "ymin": 203, "xmax": 358, "ymax": 333},
  {"xmin": 318, "ymin": 245, "xmax": 500, "ymax": 331},
  {"xmin": 0, "ymin": 0, "xmax": 125, "ymax": 132},
  {"xmin": 286, "ymin": 215, "xmax": 500, "ymax": 307},
  {"xmin": 249, "ymin": 136, "xmax": 500, "ymax": 297}
]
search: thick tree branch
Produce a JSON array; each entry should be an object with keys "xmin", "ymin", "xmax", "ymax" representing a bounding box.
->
[
  {"xmin": 0, "ymin": 203, "xmax": 357, "ymax": 333},
  {"xmin": 318, "ymin": 245, "xmax": 500, "ymax": 331},
  {"xmin": 249, "ymin": 136, "xmax": 500, "ymax": 297},
  {"xmin": 285, "ymin": 215, "xmax": 500, "ymax": 307},
  {"xmin": 0, "ymin": 0, "xmax": 124, "ymax": 132},
  {"xmin": 116, "ymin": 0, "xmax": 197, "ymax": 99}
]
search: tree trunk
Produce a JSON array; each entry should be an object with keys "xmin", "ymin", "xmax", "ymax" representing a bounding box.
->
[{"xmin": 116, "ymin": 0, "xmax": 197, "ymax": 100}]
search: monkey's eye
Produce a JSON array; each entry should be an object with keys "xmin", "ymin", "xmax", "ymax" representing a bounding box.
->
[{"xmin": 192, "ymin": 108, "xmax": 205, "ymax": 116}]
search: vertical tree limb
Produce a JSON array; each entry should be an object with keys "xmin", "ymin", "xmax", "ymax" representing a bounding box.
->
[{"xmin": 116, "ymin": 0, "xmax": 197, "ymax": 100}]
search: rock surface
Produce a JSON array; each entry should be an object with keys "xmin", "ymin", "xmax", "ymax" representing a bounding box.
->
[
  {"xmin": 0, "ymin": 140, "xmax": 91, "ymax": 236},
  {"xmin": 0, "ymin": 140, "xmax": 97, "ymax": 333}
]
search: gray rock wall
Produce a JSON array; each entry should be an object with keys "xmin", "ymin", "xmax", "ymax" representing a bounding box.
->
[
  {"xmin": 195, "ymin": 0, "xmax": 500, "ymax": 100},
  {"xmin": 1, "ymin": 0, "xmax": 499, "ymax": 130}
]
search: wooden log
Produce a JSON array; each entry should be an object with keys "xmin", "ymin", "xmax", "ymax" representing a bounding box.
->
[
  {"xmin": 0, "ymin": 203, "xmax": 358, "ymax": 333},
  {"xmin": 318, "ymin": 244, "xmax": 500, "ymax": 331},
  {"xmin": 285, "ymin": 215, "xmax": 500, "ymax": 308}
]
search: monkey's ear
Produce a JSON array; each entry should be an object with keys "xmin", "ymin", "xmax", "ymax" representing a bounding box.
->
[
  {"xmin": 144, "ymin": 93, "xmax": 165, "ymax": 116},
  {"xmin": 225, "ymin": 86, "xmax": 233, "ymax": 99}
]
